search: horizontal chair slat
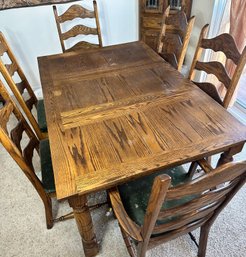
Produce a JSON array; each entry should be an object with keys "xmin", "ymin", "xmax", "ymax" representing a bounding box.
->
[
  {"xmin": 201, "ymin": 34, "xmax": 241, "ymax": 64},
  {"xmin": 62, "ymin": 25, "xmax": 98, "ymax": 40},
  {"xmin": 67, "ymin": 41, "xmax": 100, "ymax": 52},
  {"xmin": 153, "ymin": 202, "xmax": 219, "ymax": 234},
  {"xmin": 158, "ymin": 182, "xmax": 236, "ymax": 219},
  {"xmin": 58, "ymin": 4, "xmax": 95, "ymax": 23},
  {"xmin": 195, "ymin": 61, "xmax": 231, "ymax": 88},
  {"xmin": 0, "ymin": 101, "xmax": 14, "ymax": 133},
  {"xmin": 0, "ymin": 42, "xmax": 7, "ymax": 56},
  {"xmin": 166, "ymin": 162, "xmax": 246, "ymax": 199},
  {"xmin": 148, "ymin": 216, "xmax": 208, "ymax": 250},
  {"xmin": 5, "ymin": 62, "xmax": 18, "ymax": 77},
  {"xmin": 23, "ymin": 137, "xmax": 39, "ymax": 171},
  {"xmin": 16, "ymin": 81, "xmax": 27, "ymax": 95},
  {"xmin": 193, "ymin": 81, "xmax": 223, "ymax": 105}
]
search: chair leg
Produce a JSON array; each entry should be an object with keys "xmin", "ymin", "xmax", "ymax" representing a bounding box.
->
[
  {"xmin": 198, "ymin": 223, "xmax": 211, "ymax": 257},
  {"xmin": 206, "ymin": 156, "xmax": 212, "ymax": 165},
  {"xmin": 21, "ymin": 169, "xmax": 54, "ymax": 229},
  {"xmin": 188, "ymin": 161, "xmax": 198, "ymax": 178},
  {"xmin": 120, "ymin": 226, "xmax": 137, "ymax": 257},
  {"xmin": 43, "ymin": 194, "xmax": 53, "ymax": 229},
  {"xmin": 137, "ymin": 242, "xmax": 147, "ymax": 257}
]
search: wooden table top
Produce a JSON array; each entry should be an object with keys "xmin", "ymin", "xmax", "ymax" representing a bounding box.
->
[{"xmin": 38, "ymin": 41, "xmax": 246, "ymax": 200}]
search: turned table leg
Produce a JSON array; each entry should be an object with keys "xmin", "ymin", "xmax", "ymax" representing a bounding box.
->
[
  {"xmin": 217, "ymin": 143, "xmax": 244, "ymax": 167},
  {"xmin": 68, "ymin": 195, "xmax": 99, "ymax": 257}
]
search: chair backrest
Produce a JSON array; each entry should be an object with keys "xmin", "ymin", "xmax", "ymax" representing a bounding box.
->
[
  {"xmin": 157, "ymin": 6, "xmax": 195, "ymax": 71},
  {"xmin": 0, "ymin": 79, "xmax": 53, "ymax": 228},
  {"xmin": 188, "ymin": 24, "xmax": 246, "ymax": 109},
  {"xmin": 0, "ymin": 32, "xmax": 45, "ymax": 140},
  {"xmin": 0, "ymin": 79, "xmax": 46, "ymax": 196},
  {"xmin": 53, "ymin": 0, "xmax": 102, "ymax": 52},
  {"xmin": 140, "ymin": 160, "xmax": 246, "ymax": 250}
]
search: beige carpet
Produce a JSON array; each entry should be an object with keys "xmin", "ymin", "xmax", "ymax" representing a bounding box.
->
[{"xmin": 0, "ymin": 115, "xmax": 246, "ymax": 257}]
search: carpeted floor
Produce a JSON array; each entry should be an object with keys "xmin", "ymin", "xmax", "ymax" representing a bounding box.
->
[{"xmin": 0, "ymin": 114, "xmax": 246, "ymax": 257}]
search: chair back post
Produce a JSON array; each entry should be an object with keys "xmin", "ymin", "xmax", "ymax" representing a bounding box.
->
[
  {"xmin": 223, "ymin": 45, "xmax": 246, "ymax": 108},
  {"xmin": 177, "ymin": 15, "xmax": 195, "ymax": 71},
  {"xmin": 181, "ymin": 0, "xmax": 186, "ymax": 11},
  {"xmin": 139, "ymin": 174, "xmax": 171, "ymax": 257},
  {"xmin": 188, "ymin": 24, "xmax": 209, "ymax": 80},
  {"xmin": 53, "ymin": 5, "xmax": 66, "ymax": 52},
  {"xmin": 93, "ymin": 0, "xmax": 103, "ymax": 47},
  {"xmin": 157, "ymin": 6, "xmax": 170, "ymax": 54}
]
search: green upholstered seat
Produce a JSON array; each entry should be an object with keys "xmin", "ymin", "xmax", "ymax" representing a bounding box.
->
[
  {"xmin": 40, "ymin": 139, "xmax": 55, "ymax": 194},
  {"xmin": 118, "ymin": 166, "xmax": 196, "ymax": 227},
  {"xmin": 37, "ymin": 99, "xmax": 47, "ymax": 133}
]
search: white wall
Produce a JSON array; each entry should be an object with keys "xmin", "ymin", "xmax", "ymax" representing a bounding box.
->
[
  {"xmin": 0, "ymin": 0, "xmax": 139, "ymax": 95},
  {"xmin": 186, "ymin": 0, "xmax": 215, "ymax": 69},
  {"xmin": 0, "ymin": 0, "xmax": 215, "ymax": 94}
]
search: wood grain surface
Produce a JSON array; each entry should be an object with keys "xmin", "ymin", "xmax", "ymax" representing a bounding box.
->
[{"xmin": 38, "ymin": 41, "xmax": 246, "ymax": 200}]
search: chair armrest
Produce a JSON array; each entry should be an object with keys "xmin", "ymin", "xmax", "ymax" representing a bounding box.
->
[{"xmin": 108, "ymin": 187, "xmax": 143, "ymax": 242}]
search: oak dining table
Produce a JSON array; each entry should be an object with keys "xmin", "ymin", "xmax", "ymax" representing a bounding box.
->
[{"xmin": 38, "ymin": 41, "xmax": 246, "ymax": 257}]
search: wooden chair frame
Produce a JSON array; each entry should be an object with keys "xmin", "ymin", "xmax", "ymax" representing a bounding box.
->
[
  {"xmin": 0, "ymin": 80, "xmax": 53, "ymax": 228},
  {"xmin": 0, "ymin": 32, "xmax": 47, "ymax": 140},
  {"xmin": 0, "ymin": 93, "xmax": 5, "ymax": 104},
  {"xmin": 109, "ymin": 159, "xmax": 246, "ymax": 257},
  {"xmin": 53, "ymin": 0, "xmax": 102, "ymax": 52},
  {"xmin": 188, "ymin": 24, "xmax": 246, "ymax": 109},
  {"xmin": 157, "ymin": 6, "xmax": 195, "ymax": 71}
]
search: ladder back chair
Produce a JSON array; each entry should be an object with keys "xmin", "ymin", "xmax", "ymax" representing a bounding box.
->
[
  {"xmin": 53, "ymin": 0, "xmax": 102, "ymax": 52},
  {"xmin": 109, "ymin": 159, "xmax": 246, "ymax": 257},
  {"xmin": 0, "ymin": 32, "xmax": 47, "ymax": 140},
  {"xmin": 157, "ymin": 6, "xmax": 195, "ymax": 71},
  {"xmin": 0, "ymin": 80, "xmax": 56, "ymax": 229},
  {"xmin": 188, "ymin": 24, "xmax": 246, "ymax": 109}
]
